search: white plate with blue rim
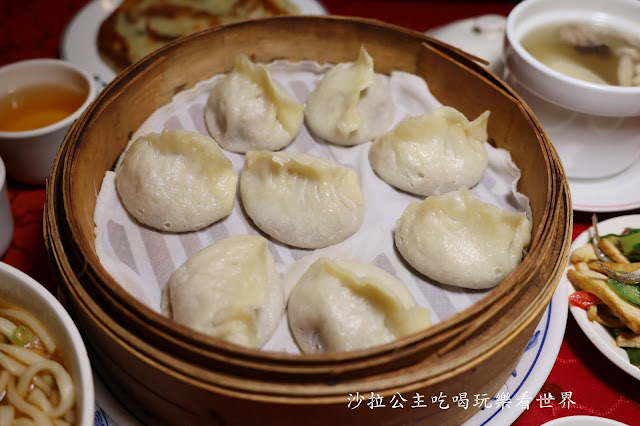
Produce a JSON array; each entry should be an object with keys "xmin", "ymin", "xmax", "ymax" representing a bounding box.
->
[
  {"xmin": 60, "ymin": 0, "xmax": 328, "ymax": 91},
  {"xmin": 463, "ymin": 273, "xmax": 567, "ymax": 425}
]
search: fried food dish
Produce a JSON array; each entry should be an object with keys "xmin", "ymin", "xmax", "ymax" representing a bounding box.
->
[
  {"xmin": 567, "ymin": 215, "xmax": 640, "ymax": 366},
  {"xmin": 97, "ymin": 0, "xmax": 300, "ymax": 72}
]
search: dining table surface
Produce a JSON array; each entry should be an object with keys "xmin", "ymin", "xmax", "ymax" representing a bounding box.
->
[{"xmin": 2, "ymin": 0, "xmax": 640, "ymax": 425}]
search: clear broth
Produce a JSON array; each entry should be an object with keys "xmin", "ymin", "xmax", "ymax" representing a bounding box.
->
[
  {"xmin": 0, "ymin": 83, "xmax": 87, "ymax": 132},
  {"xmin": 521, "ymin": 21, "xmax": 640, "ymax": 86}
]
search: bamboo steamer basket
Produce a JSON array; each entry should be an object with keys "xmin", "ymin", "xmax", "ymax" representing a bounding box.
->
[{"xmin": 44, "ymin": 16, "xmax": 572, "ymax": 426}]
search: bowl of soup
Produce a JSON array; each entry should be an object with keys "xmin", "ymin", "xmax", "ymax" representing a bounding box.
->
[
  {"xmin": 504, "ymin": 0, "xmax": 640, "ymax": 116},
  {"xmin": 503, "ymin": 0, "xmax": 640, "ymax": 179},
  {"xmin": 0, "ymin": 261, "xmax": 93, "ymax": 425}
]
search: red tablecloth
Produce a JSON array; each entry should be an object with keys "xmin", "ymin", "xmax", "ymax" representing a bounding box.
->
[{"xmin": 2, "ymin": 1, "xmax": 640, "ymax": 425}]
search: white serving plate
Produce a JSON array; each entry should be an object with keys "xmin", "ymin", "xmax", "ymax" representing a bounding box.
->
[
  {"xmin": 542, "ymin": 415, "xmax": 630, "ymax": 425},
  {"xmin": 60, "ymin": 0, "xmax": 327, "ymax": 90}
]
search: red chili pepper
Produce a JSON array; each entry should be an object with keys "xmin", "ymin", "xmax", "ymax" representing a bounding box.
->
[{"xmin": 569, "ymin": 291, "xmax": 602, "ymax": 309}]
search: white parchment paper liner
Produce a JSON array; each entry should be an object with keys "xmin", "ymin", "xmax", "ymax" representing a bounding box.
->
[{"xmin": 94, "ymin": 60, "xmax": 531, "ymax": 354}]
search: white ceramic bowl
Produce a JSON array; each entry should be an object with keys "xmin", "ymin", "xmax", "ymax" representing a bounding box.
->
[
  {"xmin": 504, "ymin": 0, "xmax": 640, "ymax": 117},
  {"xmin": 0, "ymin": 156, "xmax": 12, "ymax": 257},
  {"xmin": 0, "ymin": 59, "xmax": 96, "ymax": 185},
  {"xmin": 503, "ymin": 0, "xmax": 640, "ymax": 179},
  {"xmin": 0, "ymin": 261, "xmax": 94, "ymax": 426}
]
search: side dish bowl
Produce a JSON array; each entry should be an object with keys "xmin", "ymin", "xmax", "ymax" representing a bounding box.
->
[
  {"xmin": 564, "ymin": 215, "xmax": 640, "ymax": 382},
  {"xmin": 0, "ymin": 261, "xmax": 94, "ymax": 426}
]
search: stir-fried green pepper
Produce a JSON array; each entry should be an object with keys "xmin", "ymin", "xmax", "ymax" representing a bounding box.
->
[
  {"xmin": 607, "ymin": 278, "xmax": 640, "ymax": 306},
  {"xmin": 620, "ymin": 228, "xmax": 640, "ymax": 261},
  {"xmin": 627, "ymin": 348, "xmax": 640, "ymax": 367}
]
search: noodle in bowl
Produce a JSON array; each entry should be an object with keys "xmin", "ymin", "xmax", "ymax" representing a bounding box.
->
[{"xmin": 0, "ymin": 261, "xmax": 93, "ymax": 426}]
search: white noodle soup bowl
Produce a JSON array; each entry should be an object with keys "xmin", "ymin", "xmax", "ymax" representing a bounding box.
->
[
  {"xmin": 0, "ymin": 59, "xmax": 96, "ymax": 185},
  {"xmin": 503, "ymin": 0, "xmax": 640, "ymax": 179},
  {"xmin": 0, "ymin": 261, "xmax": 94, "ymax": 425}
]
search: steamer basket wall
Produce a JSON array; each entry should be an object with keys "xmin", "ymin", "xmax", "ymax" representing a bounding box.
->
[{"xmin": 45, "ymin": 16, "xmax": 571, "ymax": 426}]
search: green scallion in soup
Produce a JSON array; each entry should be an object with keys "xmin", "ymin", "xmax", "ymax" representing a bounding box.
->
[{"xmin": 0, "ymin": 301, "xmax": 77, "ymax": 425}]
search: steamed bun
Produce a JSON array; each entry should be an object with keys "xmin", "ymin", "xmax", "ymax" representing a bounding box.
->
[
  {"xmin": 395, "ymin": 188, "xmax": 531, "ymax": 289},
  {"xmin": 304, "ymin": 46, "xmax": 394, "ymax": 146},
  {"xmin": 369, "ymin": 107, "xmax": 490, "ymax": 196},
  {"xmin": 116, "ymin": 129, "xmax": 237, "ymax": 233},
  {"xmin": 162, "ymin": 235, "xmax": 284, "ymax": 348},
  {"xmin": 205, "ymin": 54, "xmax": 304, "ymax": 153},
  {"xmin": 240, "ymin": 150, "xmax": 365, "ymax": 249},
  {"xmin": 287, "ymin": 258, "xmax": 431, "ymax": 353}
]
